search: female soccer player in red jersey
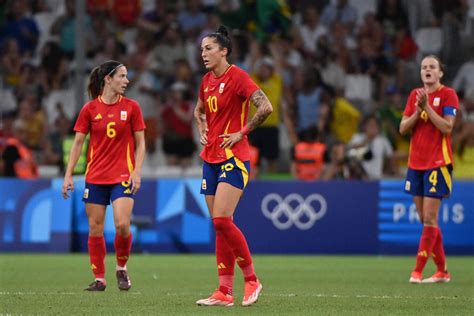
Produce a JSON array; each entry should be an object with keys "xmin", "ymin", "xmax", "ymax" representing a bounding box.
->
[
  {"xmin": 400, "ymin": 55, "xmax": 459, "ymax": 284},
  {"xmin": 194, "ymin": 26, "xmax": 273, "ymax": 307},
  {"xmin": 61, "ymin": 60, "xmax": 146, "ymax": 291}
]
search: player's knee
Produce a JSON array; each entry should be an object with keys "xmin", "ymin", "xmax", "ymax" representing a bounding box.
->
[
  {"xmin": 212, "ymin": 217, "xmax": 232, "ymax": 231},
  {"xmin": 89, "ymin": 221, "xmax": 104, "ymax": 235},
  {"xmin": 115, "ymin": 222, "xmax": 130, "ymax": 235}
]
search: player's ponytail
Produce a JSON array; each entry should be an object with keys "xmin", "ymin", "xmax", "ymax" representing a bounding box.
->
[
  {"xmin": 87, "ymin": 66, "xmax": 101, "ymax": 99},
  {"xmin": 87, "ymin": 60, "xmax": 124, "ymax": 99},
  {"xmin": 206, "ymin": 25, "xmax": 232, "ymax": 57}
]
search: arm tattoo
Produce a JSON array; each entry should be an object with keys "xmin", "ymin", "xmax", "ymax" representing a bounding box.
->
[{"xmin": 248, "ymin": 90, "xmax": 273, "ymax": 131}]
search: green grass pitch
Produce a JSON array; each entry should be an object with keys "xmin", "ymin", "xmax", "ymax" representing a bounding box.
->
[{"xmin": 1, "ymin": 254, "xmax": 473, "ymax": 315}]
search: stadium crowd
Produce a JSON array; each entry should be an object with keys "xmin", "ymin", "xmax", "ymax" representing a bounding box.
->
[{"xmin": 1, "ymin": 0, "xmax": 473, "ymax": 180}]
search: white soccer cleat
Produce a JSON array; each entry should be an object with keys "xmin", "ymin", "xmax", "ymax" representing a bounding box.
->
[
  {"xmin": 242, "ymin": 279, "xmax": 263, "ymax": 306},
  {"xmin": 409, "ymin": 271, "xmax": 422, "ymax": 284},
  {"xmin": 422, "ymin": 271, "xmax": 451, "ymax": 283},
  {"xmin": 196, "ymin": 290, "xmax": 234, "ymax": 307}
]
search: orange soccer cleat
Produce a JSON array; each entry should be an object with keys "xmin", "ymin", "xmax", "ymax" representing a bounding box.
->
[
  {"xmin": 242, "ymin": 279, "xmax": 263, "ymax": 306},
  {"xmin": 422, "ymin": 271, "xmax": 451, "ymax": 283},
  {"xmin": 409, "ymin": 271, "xmax": 422, "ymax": 284},
  {"xmin": 196, "ymin": 289, "xmax": 234, "ymax": 307}
]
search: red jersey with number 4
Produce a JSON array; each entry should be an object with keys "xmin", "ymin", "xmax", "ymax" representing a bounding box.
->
[
  {"xmin": 199, "ymin": 65, "xmax": 259, "ymax": 163},
  {"xmin": 403, "ymin": 85, "xmax": 459, "ymax": 170},
  {"xmin": 74, "ymin": 96, "xmax": 146, "ymax": 184}
]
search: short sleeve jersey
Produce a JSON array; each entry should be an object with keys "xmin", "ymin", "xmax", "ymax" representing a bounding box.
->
[
  {"xmin": 403, "ymin": 85, "xmax": 459, "ymax": 170},
  {"xmin": 198, "ymin": 65, "xmax": 259, "ymax": 163},
  {"xmin": 74, "ymin": 96, "xmax": 146, "ymax": 184}
]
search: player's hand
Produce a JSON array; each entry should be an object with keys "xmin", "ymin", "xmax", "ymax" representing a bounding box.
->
[
  {"xmin": 415, "ymin": 88, "xmax": 428, "ymax": 111},
  {"xmin": 62, "ymin": 176, "xmax": 74, "ymax": 199},
  {"xmin": 199, "ymin": 127, "xmax": 209, "ymax": 145},
  {"xmin": 219, "ymin": 131, "xmax": 243, "ymax": 149},
  {"xmin": 129, "ymin": 172, "xmax": 141, "ymax": 194}
]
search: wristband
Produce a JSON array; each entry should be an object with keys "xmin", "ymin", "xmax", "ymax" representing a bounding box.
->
[{"xmin": 240, "ymin": 125, "xmax": 250, "ymax": 136}]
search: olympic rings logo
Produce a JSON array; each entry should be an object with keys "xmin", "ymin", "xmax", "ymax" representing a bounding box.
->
[{"xmin": 261, "ymin": 193, "xmax": 327, "ymax": 230}]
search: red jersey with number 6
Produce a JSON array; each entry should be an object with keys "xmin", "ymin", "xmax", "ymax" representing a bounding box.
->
[
  {"xmin": 198, "ymin": 65, "xmax": 259, "ymax": 163},
  {"xmin": 74, "ymin": 95, "xmax": 146, "ymax": 184},
  {"xmin": 403, "ymin": 85, "xmax": 459, "ymax": 170}
]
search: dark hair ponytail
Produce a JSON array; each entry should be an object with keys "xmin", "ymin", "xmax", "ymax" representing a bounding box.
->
[
  {"xmin": 206, "ymin": 25, "xmax": 232, "ymax": 57},
  {"xmin": 87, "ymin": 60, "xmax": 123, "ymax": 99}
]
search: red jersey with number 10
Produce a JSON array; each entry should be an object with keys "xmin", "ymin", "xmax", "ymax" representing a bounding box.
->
[
  {"xmin": 199, "ymin": 65, "xmax": 259, "ymax": 163},
  {"xmin": 403, "ymin": 85, "xmax": 459, "ymax": 170},
  {"xmin": 74, "ymin": 95, "xmax": 146, "ymax": 184}
]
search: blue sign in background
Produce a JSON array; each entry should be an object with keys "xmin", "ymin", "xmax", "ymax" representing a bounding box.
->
[
  {"xmin": 1, "ymin": 178, "xmax": 473, "ymax": 255},
  {"xmin": 0, "ymin": 179, "xmax": 72, "ymax": 251},
  {"xmin": 235, "ymin": 181, "xmax": 379, "ymax": 254},
  {"xmin": 378, "ymin": 180, "xmax": 474, "ymax": 254}
]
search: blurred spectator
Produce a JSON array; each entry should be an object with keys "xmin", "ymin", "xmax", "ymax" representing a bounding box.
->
[
  {"xmin": 329, "ymin": 92, "xmax": 361, "ymax": 143},
  {"xmin": 377, "ymin": 85, "xmax": 409, "ymax": 175},
  {"xmin": 452, "ymin": 55, "xmax": 474, "ymax": 98},
  {"xmin": 1, "ymin": 38, "xmax": 23, "ymax": 89},
  {"xmin": 291, "ymin": 126, "xmax": 326, "ymax": 181},
  {"xmin": 376, "ymin": 0, "xmax": 408, "ymax": 39},
  {"xmin": 453, "ymin": 89, "xmax": 474, "ymax": 178},
  {"xmin": 136, "ymin": 0, "xmax": 171, "ymax": 40},
  {"xmin": 348, "ymin": 114, "xmax": 394, "ymax": 179},
  {"xmin": 40, "ymin": 41, "xmax": 68, "ymax": 91},
  {"xmin": 160, "ymin": 81, "xmax": 196, "ymax": 168},
  {"xmin": 393, "ymin": 25, "xmax": 418, "ymax": 90},
  {"xmin": 1, "ymin": 119, "xmax": 39, "ymax": 178},
  {"xmin": 320, "ymin": 0, "xmax": 358, "ymax": 31},
  {"xmin": 320, "ymin": 141, "xmax": 366, "ymax": 180},
  {"xmin": 16, "ymin": 95, "xmax": 45, "ymax": 151},
  {"xmin": 249, "ymin": 57, "xmax": 283, "ymax": 173},
  {"xmin": 178, "ymin": 0, "xmax": 206, "ymax": 38},
  {"xmin": 41, "ymin": 102, "xmax": 71, "ymax": 172},
  {"xmin": 253, "ymin": 0, "xmax": 292, "ymax": 41},
  {"xmin": 93, "ymin": 36, "xmax": 125, "ymax": 65},
  {"xmin": 126, "ymin": 41, "xmax": 160, "ymax": 154},
  {"xmin": 248, "ymin": 141, "xmax": 260, "ymax": 180},
  {"xmin": 51, "ymin": 0, "xmax": 93, "ymax": 58},
  {"xmin": 109, "ymin": 0, "xmax": 141, "ymax": 27},
  {"xmin": 148, "ymin": 22, "xmax": 188, "ymax": 78},
  {"xmin": 297, "ymin": 5, "xmax": 327, "ymax": 57},
  {"xmin": 15, "ymin": 63, "xmax": 42, "ymax": 102},
  {"xmin": 1, "ymin": 0, "xmax": 39, "ymax": 56}
]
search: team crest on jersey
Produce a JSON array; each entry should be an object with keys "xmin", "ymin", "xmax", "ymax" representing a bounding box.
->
[
  {"xmin": 94, "ymin": 113, "xmax": 102, "ymax": 120},
  {"xmin": 219, "ymin": 83, "xmax": 225, "ymax": 93},
  {"xmin": 201, "ymin": 179, "xmax": 207, "ymax": 190},
  {"xmin": 83, "ymin": 188, "xmax": 89, "ymax": 199},
  {"xmin": 433, "ymin": 97, "xmax": 440, "ymax": 106},
  {"xmin": 405, "ymin": 181, "xmax": 411, "ymax": 191},
  {"xmin": 121, "ymin": 111, "xmax": 127, "ymax": 120}
]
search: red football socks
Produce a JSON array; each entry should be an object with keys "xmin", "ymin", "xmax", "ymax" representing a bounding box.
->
[
  {"xmin": 88, "ymin": 235, "xmax": 106, "ymax": 278},
  {"xmin": 216, "ymin": 229, "xmax": 235, "ymax": 295},
  {"xmin": 114, "ymin": 233, "xmax": 132, "ymax": 268},
  {"xmin": 414, "ymin": 226, "xmax": 438, "ymax": 273},
  {"xmin": 431, "ymin": 227, "xmax": 447, "ymax": 272},
  {"xmin": 213, "ymin": 217, "xmax": 256, "ymax": 282}
]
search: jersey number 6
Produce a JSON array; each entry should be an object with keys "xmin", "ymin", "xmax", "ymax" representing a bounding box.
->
[{"xmin": 107, "ymin": 122, "xmax": 117, "ymax": 138}]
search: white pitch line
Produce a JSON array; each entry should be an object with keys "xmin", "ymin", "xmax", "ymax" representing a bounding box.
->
[
  {"xmin": 264, "ymin": 293, "xmax": 473, "ymax": 301},
  {"xmin": 0, "ymin": 291, "xmax": 142, "ymax": 295}
]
